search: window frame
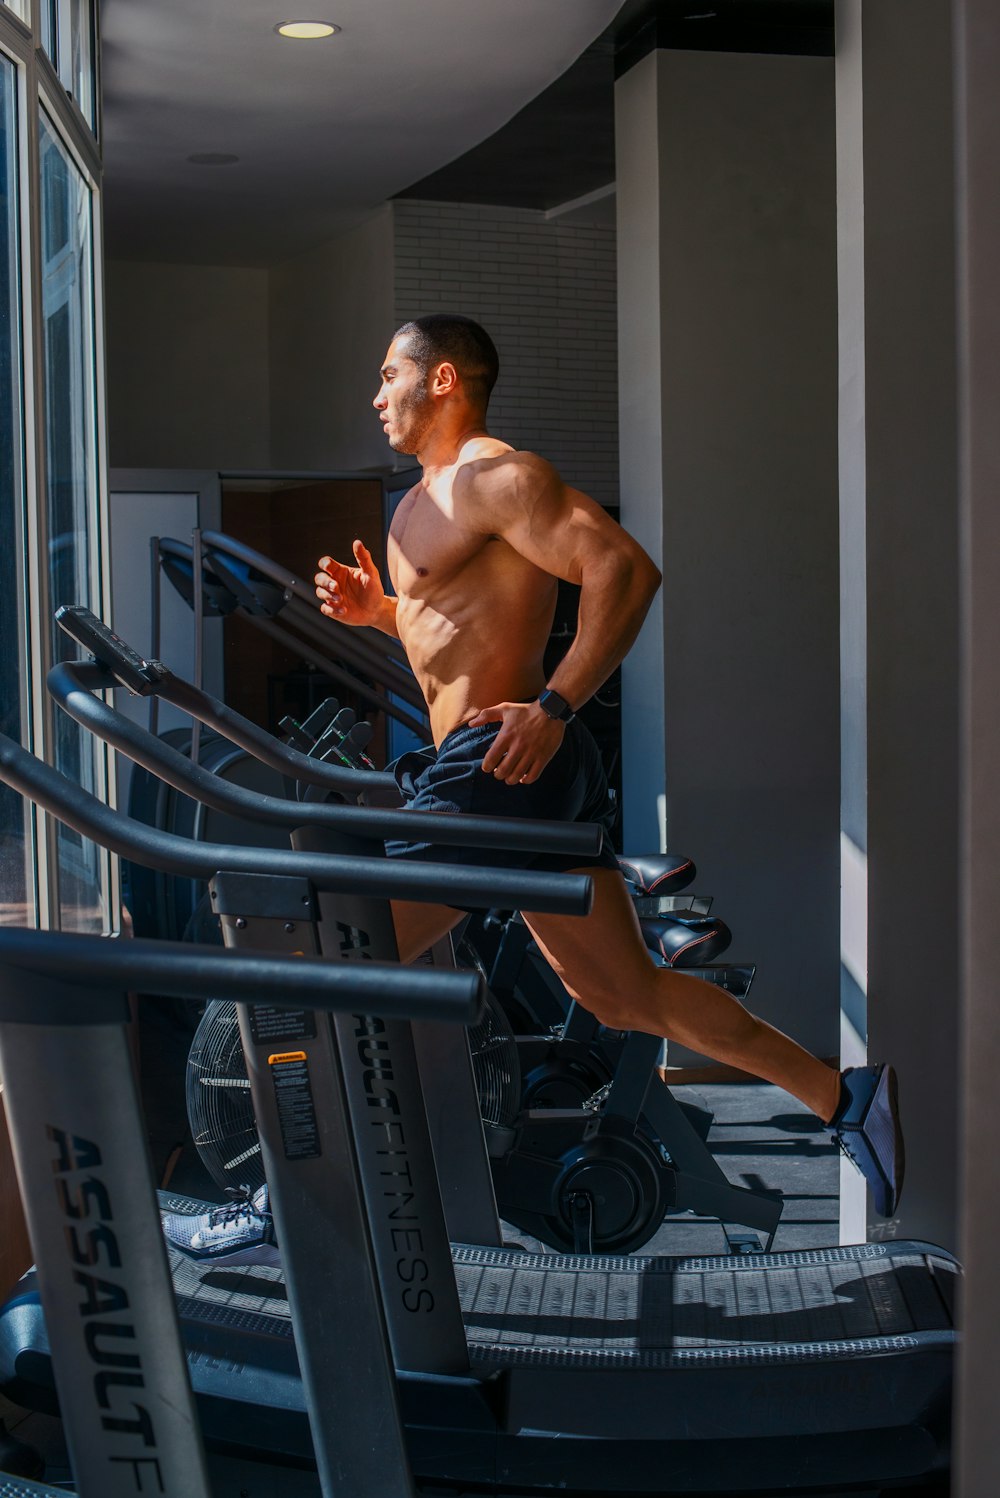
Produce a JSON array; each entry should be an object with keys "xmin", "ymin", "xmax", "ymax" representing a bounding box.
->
[
  {"xmin": 0, "ymin": 33, "xmax": 36, "ymax": 924},
  {"xmin": 0, "ymin": 2, "xmax": 113, "ymax": 932}
]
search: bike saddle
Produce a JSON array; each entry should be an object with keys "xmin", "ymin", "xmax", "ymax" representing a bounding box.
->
[
  {"xmin": 617, "ymin": 853, "xmax": 696, "ymax": 895},
  {"xmin": 640, "ymin": 913, "xmax": 732, "ymax": 967}
]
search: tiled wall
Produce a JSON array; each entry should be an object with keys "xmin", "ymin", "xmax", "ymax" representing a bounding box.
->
[{"xmin": 393, "ymin": 201, "xmax": 619, "ymax": 508}]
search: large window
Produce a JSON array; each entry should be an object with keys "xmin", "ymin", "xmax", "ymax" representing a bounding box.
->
[
  {"xmin": 40, "ymin": 112, "xmax": 105, "ymax": 930},
  {"xmin": 0, "ymin": 4, "xmax": 109, "ymax": 933},
  {"xmin": 0, "ymin": 54, "xmax": 30, "ymax": 925}
]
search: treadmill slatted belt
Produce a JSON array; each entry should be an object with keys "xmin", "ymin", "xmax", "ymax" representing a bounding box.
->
[
  {"xmin": 0, "ymin": 1484, "xmax": 68, "ymax": 1498},
  {"xmin": 174, "ymin": 1291, "xmax": 295, "ymax": 1338},
  {"xmin": 156, "ymin": 1202, "xmax": 957, "ymax": 1376},
  {"xmin": 452, "ymin": 1243, "xmax": 957, "ymax": 1370},
  {"xmin": 930, "ymin": 1252, "xmax": 959, "ymax": 1320},
  {"xmin": 170, "ymin": 1244, "xmax": 294, "ymax": 1338},
  {"xmin": 859, "ymin": 1256, "xmax": 909, "ymax": 1336},
  {"xmin": 890, "ymin": 1250, "xmax": 958, "ymax": 1331}
]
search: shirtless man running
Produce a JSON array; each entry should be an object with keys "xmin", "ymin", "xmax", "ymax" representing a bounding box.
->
[
  {"xmin": 310, "ymin": 313, "xmax": 903, "ymax": 1221},
  {"xmin": 162, "ymin": 313, "xmax": 902, "ymax": 1263}
]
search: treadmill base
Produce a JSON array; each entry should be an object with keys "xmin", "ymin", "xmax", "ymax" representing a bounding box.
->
[{"xmin": 0, "ymin": 1195, "xmax": 958, "ymax": 1496}]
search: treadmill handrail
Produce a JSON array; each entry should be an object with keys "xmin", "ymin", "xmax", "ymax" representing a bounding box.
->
[
  {"xmin": 145, "ymin": 664, "xmax": 397, "ymax": 797},
  {"xmin": 280, "ymin": 590, "xmax": 421, "ymax": 696},
  {"xmin": 159, "ymin": 535, "xmax": 430, "ymax": 723},
  {"xmin": 199, "ymin": 527, "xmax": 412, "ymax": 670},
  {"xmin": 0, "ymin": 733, "xmax": 593, "ymax": 914},
  {"xmin": 49, "ymin": 660, "xmax": 604, "ymax": 858},
  {"xmin": 54, "ymin": 602, "xmax": 404, "ymax": 795},
  {"xmin": 0, "ymin": 927, "xmax": 484, "ymax": 1025},
  {"xmin": 244, "ymin": 611, "xmax": 431, "ymax": 736}
]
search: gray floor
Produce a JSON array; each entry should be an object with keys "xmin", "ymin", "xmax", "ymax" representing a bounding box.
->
[
  {"xmin": 645, "ymin": 1080, "xmax": 840, "ymax": 1256},
  {"xmin": 0, "ymin": 1000, "xmax": 854, "ymax": 1494}
]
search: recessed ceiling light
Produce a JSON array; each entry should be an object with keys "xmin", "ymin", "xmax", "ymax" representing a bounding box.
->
[
  {"xmin": 275, "ymin": 20, "xmax": 340, "ymax": 39},
  {"xmin": 187, "ymin": 153, "xmax": 240, "ymax": 166}
]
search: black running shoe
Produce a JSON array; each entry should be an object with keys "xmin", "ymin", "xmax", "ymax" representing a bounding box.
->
[
  {"xmin": 828, "ymin": 1064, "xmax": 904, "ymax": 1217},
  {"xmin": 161, "ymin": 1183, "xmax": 279, "ymax": 1266}
]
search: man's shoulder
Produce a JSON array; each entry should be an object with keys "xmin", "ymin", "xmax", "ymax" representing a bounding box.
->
[{"xmin": 455, "ymin": 445, "xmax": 559, "ymax": 507}]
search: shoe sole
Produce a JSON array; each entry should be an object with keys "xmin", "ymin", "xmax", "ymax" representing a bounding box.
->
[
  {"xmin": 878, "ymin": 1063, "xmax": 904, "ymax": 1215},
  {"xmin": 166, "ymin": 1239, "xmax": 282, "ymax": 1269}
]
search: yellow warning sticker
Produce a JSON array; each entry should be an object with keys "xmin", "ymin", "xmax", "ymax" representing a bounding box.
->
[{"xmin": 268, "ymin": 1050, "xmax": 308, "ymax": 1066}]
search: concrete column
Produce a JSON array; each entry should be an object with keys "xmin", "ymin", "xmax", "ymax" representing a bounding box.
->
[
  {"xmin": 615, "ymin": 46, "xmax": 840, "ymax": 1059},
  {"xmin": 954, "ymin": 1, "xmax": 1000, "ymax": 1491},
  {"xmin": 616, "ymin": 52, "xmax": 667, "ymax": 856},
  {"xmin": 835, "ymin": 0, "xmax": 960, "ymax": 1248},
  {"xmin": 833, "ymin": 0, "xmax": 869, "ymax": 1245}
]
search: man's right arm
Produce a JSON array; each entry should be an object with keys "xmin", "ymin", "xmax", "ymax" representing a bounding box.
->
[
  {"xmin": 314, "ymin": 539, "xmax": 400, "ymax": 638},
  {"xmin": 367, "ymin": 595, "xmax": 400, "ymax": 638}
]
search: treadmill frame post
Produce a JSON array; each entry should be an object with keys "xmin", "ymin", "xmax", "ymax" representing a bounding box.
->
[
  {"xmin": 210, "ymin": 871, "xmax": 419, "ymax": 1495},
  {"xmin": 410, "ymin": 932, "xmax": 505, "ymax": 1248},
  {"xmin": 0, "ymin": 968, "xmax": 213, "ymax": 1498},
  {"xmin": 213, "ymin": 854, "xmax": 475, "ymax": 1384},
  {"xmin": 292, "ymin": 819, "xmax": 504, "ymax": 1274}
]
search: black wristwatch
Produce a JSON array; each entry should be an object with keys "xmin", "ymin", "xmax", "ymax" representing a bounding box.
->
[{"xmin": 537, "ymin": 688, "xmax": 575, "ymax": 724}]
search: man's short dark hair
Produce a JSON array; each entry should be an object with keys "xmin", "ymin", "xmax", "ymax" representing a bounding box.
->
[{"xmin": 394, "ymin": 314, "xmax": 500, "ymax": 409}]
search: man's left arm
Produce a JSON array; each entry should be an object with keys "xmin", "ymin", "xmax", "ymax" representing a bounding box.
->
[{"xmin": 468, "ymin": 455, "xmax": 661, "ymax": 785}]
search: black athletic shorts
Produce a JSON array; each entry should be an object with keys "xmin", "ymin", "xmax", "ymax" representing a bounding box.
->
[{"xmin": 384, "ymin": 718, "xmax": 620, "ymax": 875}]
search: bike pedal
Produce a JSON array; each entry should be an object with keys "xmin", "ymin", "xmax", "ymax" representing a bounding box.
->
[
  {"xmin": 724, "ymin": 1231, "xmax": 765, "ymax": 1255},
  {"xmin": 582, "ymin": 1081, "xmax": 612, "ymax": 1113}
]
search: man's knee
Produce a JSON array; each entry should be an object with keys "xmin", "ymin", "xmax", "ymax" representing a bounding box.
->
[{"xmin": 589, "ymin": 999, "xmax": 649, "ymax": 1032}]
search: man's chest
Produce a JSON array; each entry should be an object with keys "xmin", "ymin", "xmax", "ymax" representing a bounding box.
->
[{"xmin": 387, "ymin": 486, "xmax": 492, "ymax": 596}]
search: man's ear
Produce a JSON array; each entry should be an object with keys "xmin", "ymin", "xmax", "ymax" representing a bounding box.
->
[{"xmin": 430, "ymin": 360, "xmax": 459, "ymax": 398}]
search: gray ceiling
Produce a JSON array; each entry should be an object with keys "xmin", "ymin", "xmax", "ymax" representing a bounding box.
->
[
  {"xmin": 101, "ymin": 0, "xmax": 834, "ymax": 266},
  {"xmin": 100, "ymin": 0, "xmax": 621, "ymax": 266},
  {"xmin": 399, "ymin": 0, "xmax": 833, "ymax": 211},
  {"xmin": 394, "ymin": 39, "xmax": 617, "ymax": 215}
]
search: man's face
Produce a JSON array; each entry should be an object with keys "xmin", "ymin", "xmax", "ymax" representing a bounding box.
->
[{"xmin": 373, "ymin": 337, "xmax": 435, "ymax": 454}]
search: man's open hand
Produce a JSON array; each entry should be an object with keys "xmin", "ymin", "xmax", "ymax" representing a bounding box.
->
[
  {"xmin": 315, "ymin": 540, "xmax": 384, "ymax": 626},
  {"xmin": 469, "ymin": 700, "xmax": 565, "ymax": 785}
]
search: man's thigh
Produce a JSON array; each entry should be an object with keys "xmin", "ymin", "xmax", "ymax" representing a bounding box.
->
[
  {"xmin": 522, "ymin": 867, "xmax": 656, "ymax": 1029},
  {"xmin": 390, "ymin": 899, "xmax": 466, "ymax": 965}
]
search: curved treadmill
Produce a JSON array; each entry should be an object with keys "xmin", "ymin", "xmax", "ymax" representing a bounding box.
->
[
  {"xmin": 0, "ymin": 767, "xmax": 956, "ymax": 1494},
  {"xmin": 3, "ymin": 1227, "xmax": 956, "ymax": 1493},
  {"xmin": 0, "ymin": 629, "xmax": 959, "ymax": 1495}
]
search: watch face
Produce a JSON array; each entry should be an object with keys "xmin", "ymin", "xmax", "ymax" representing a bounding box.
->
[{"xmin": 540, "ymin": 690, "xmax": 572, "ymax": 721}]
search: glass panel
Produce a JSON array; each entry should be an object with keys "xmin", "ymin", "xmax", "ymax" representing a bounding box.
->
[
  {"xmin": 41, "ymin": 0, "xmax": 58, "ymax": 64},
  {"xmin": 67, "ymin": 0, "xmax": 95, "ymax": 130},
  {"xmin": 1, "ymin": 1, "xmax": 31, "ymax": 24},
  {"xmin": 39, "ymin": 112, "xmax": 105, "ymax": 931},
  {"xmin": 42, "ymin": 1, "xmax": 97, "ymax": 131},
  {"xmin": 0, "ymin": 58, "xmax": 31, "ymax": 927}
]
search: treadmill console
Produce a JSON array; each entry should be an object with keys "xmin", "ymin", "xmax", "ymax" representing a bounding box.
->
[{"xmin": 55, "ymin": 604, "xmax": 167, "ymax": 696}]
